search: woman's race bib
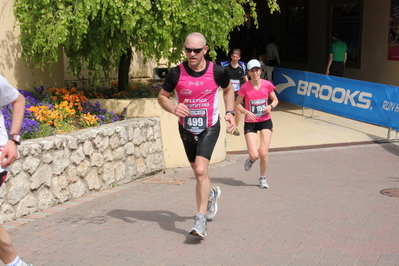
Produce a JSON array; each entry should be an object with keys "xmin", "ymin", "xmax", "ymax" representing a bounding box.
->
[
  {"xmin": 231, "ymin": 79, "xmax": 240, "ymax": 92},
  {"xmin": 250, "ymin": 99, "xmax": 267, "ymax": 117}
]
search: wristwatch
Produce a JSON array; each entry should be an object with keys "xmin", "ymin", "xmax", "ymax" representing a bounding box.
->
[
  {"xmin": 8, "ymin": 134, "xmax": 21, "ymax": 145},
  {"xmin": 226, "ymin": 111, "xmax": 236, "ymax": 116}
]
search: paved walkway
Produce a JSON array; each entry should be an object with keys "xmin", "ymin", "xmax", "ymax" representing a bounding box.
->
[{"xmin": 3, "ymin": 102, "xmax": 399, "ymax": 266}]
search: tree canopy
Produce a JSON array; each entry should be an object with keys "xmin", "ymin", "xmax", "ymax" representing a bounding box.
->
[{"xmin": 14, "ymin": 0, "xmax": 279, "ymax": 81}]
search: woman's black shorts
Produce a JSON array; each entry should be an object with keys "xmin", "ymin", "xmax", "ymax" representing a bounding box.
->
[
  {"xmin": 244, "ymin": 119, "xmax": 273, "ymax": 134},
  {"xmin": 179, "ymin": 119, "xmax": 220, "ymax": 163}
]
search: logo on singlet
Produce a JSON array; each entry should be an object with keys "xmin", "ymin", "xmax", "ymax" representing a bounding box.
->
[
  {"xmin": 188, "ymin": 81, "xmax": 204, "ymax": 87},
  {"xmin": 201, "ymin": 89, "xmax": 213, "ymax": 95},
  {"xmin": 181, "ymin": 89, "xmax": 192, "ymax": 95}
]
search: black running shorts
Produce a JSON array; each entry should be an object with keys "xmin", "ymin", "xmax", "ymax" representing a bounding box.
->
[
  {"xmin": 0, "ymin": 171, "xmax": 7, "ymax": 186},
  {"xmin": 244, "ymin": 119, "xmax": 273, "ymax": 134},
  {"xmin": 179, "ymin": 119, "xmax": 221, "ymax": 163}
]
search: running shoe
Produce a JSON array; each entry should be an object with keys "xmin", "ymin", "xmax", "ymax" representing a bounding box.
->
[
  {"xmin": 233, "ymin": 128, "xmax": 240, "ymax": 136},
  {"xmin": 206, "ymin": 186, "xmax": 221, "ymax": 219},
  {"xmin": 259, "ymin": 177, "xmax": 269, "ymax": 188},
  {"xmin": 20, "ymin": 260, "xmax": 33, "ymax": 266},
  {"xmin": 244, "ymin": 158, "xmax": 254, "ymax": 171},
  {"xmin": 189, "ymin": 213, "xmax": 207, "ymax": 237}
]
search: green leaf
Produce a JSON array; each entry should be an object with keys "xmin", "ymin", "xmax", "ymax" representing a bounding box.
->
[{"xmin": 14, "ymin": 0, "xmax": 279, "ymax": 82}]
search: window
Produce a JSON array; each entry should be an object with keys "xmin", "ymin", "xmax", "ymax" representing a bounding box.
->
[
  {"xmin": 282, "ymin": 1, "xmax": 309, "ymax": 63},
  {"xmin": 329, "ymin": 0, "xmax": 363, "ymax": 68}
]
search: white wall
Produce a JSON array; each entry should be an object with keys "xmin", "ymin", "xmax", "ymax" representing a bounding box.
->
[
  {"xmin": 345, "ymin": 0, "xmax": 398, "ymax": 86},
  {"xmin": 63, "ymin": 49, "xmax": 167, "ymax": 82},
  {"xmin": 0, "ymin": 0, "xmax": 64, "ymax": 89}
]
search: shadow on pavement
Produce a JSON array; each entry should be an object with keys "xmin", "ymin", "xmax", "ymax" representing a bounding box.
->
[
  {"xmin": 212, "ymin": 177, "xmax": 257, "ymax": 187},
  {"xmin": 107, "ymin": 209, "xmax": 204, "ymax": 244},
  {"xmin": 377, "ymin": 141, "xmax": 399, "ymax": 157}
]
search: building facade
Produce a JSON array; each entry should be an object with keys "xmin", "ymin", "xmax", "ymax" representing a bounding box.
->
[
  {"xmin": 233, "ymin": 0, "xmax": 398, "ymax": 86},
  {"xmin": 1, "ymin": 0, "xmax": 398, "ymax": 88}
]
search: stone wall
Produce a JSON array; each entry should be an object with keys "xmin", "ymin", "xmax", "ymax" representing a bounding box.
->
[
  {"xmin": 92, "ymin": 93, "xmax": 228, "ymax": 168},
  {"xmin": 0, "ymin": 118, "xmax": 164, "ymax": 223}
]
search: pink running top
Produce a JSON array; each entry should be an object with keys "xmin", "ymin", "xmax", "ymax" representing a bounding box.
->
[
  {"xmin": 238, "ymin": 79, "xmax": 276, "ymax": 123},
  {"xmin": 175, "ymin": 62, "xmax": 220, "ymax": 135}
]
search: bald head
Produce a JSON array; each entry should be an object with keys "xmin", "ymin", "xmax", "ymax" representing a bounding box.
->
[
  {"xmin": 185, "ymin": 32, "xmax": 207, "ymax": 47},
  {"xmin": 183, "ymin": 32, "xmax": 208, "ymax": 71}
]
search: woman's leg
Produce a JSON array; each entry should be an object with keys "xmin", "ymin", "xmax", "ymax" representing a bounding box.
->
[
  {"xmin": 258, "ymin": 129, "xmax": 272, "ymax": 177},
  {"xmin": 245, "ymin": 132, "xmax": 260, "ymax": 162}
]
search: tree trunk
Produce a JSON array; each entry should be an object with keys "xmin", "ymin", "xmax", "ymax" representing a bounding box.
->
[{"xmin": 118, "ymin": 48, "xmax": 132, "ymax": 92}]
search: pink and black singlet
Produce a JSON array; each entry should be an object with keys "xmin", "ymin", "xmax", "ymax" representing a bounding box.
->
[{"xmin": 175, "ymin": 62, "xmax": 220, "ymax": 135}]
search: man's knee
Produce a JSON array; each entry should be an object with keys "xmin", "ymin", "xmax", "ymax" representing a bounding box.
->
[{"xmin": 194, "ymin": 165, "xmax": 208, "ymax": 178}]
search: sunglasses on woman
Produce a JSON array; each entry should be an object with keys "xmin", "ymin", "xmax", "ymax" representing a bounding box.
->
[{"xmin": 184, "ymin": 46, "xmax": 206, "ymax": 54}]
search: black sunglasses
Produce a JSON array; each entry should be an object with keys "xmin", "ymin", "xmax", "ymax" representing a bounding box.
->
[{"xmin": 184, "ymin": 46, "xmax": 206, "ymax": 54}]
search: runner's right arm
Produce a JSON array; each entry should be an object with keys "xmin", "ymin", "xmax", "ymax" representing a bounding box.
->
[{"xmin": 158, "ymin": 66, "xmax": 189, "ymax": 117}]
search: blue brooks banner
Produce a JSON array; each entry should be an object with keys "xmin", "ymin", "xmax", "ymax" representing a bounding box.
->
[{"xmin": 273, "ymin": 67, "xmax": 399, "ymax": 132}]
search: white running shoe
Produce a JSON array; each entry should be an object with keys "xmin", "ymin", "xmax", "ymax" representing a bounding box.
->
[
  {"xmin": 259, "ymin": 177, "xmax": 269, "ymax": 188},
  {"xmin": 206, "ymin": 187, "xmax": 221, "ymax": 219},
  {"xmin": 189, "ymin": 213, "xmax": 207, "ymax": 237}
]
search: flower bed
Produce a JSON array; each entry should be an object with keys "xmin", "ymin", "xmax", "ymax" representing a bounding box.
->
[
  {"xmin": 0, "ymin": 82, "xmax": 170, "ymax": 223},
  {"xmin": 1, "ymin": 81, "xmax": 165, "ymax": 141},
  {"xmin": 2, "ymin": 86, "xmax": 120, "ymax": 140}
]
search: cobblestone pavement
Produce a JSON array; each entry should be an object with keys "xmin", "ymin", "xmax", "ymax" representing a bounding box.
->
[{"xmin": 4, "ymin": 142, "xmax": 399, "ymax": 265}]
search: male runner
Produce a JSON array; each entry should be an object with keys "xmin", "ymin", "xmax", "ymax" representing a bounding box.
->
[
  {"xmin": 158, "ymin": 32, "xmax": 236, "ymax": 237},
  {"xmin": 221, "ymin": 49, "xmax": 248, "ymax": 136}
]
